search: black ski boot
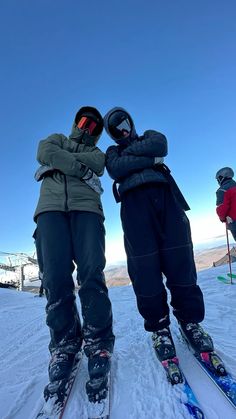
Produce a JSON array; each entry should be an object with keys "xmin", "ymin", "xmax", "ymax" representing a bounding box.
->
[
  {"xmin": 179, "ymin": 322, "xmax": 214, "ymax": 354},
  {"xmin": 48, "ymin": 351, "xmax": 76, "ymax": 383},
  {"xmin": 86, "ymin": 350, "xmax": 111, "ymax": 403},
  {"xmin": 152, "ymin": 327, "xmax": 176, "ymax": 361}
]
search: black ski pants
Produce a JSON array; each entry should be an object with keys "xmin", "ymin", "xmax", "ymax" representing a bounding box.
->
[
  {"xmin": 35, "ymin": 211, "xmax": 115, "ymax": 356},
  {"xmin": 120, "ymin": 183, "xmax": 205, "ymax": 331}
]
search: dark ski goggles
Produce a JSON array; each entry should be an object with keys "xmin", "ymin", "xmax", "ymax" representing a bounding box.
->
[
  {"xmin": 108, "ymin": 112, "xmax": 132, "ymax": 139},
  {"xmin": 217, "ymin": 175, "xmax": 224, "ymax": 185},
  {"xmin": 77, "ymin": 116, "xmax": 98, "ymax": 136}
]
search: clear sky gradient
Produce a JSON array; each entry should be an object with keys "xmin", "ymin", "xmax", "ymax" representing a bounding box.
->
[{"xmin": 0, "ymin": 0, "xmax": 236, "ymax": 263}]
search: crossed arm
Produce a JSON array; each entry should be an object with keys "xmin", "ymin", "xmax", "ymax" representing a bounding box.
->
[
  {"xmin": 37, "ymin": 134, "xmax": 105, "ymax": 178},
  {"xmin": 106, "ymin": 130, "xmax": 168, "ymax": 180}
]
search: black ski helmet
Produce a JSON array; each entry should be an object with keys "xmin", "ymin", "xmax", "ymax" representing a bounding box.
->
[
  {"xmin": 104, "ymin": 107, "xmax": 137, "ymax": 145},
  {"xmin": 74, "ymin": 106, "xmax": 103, "ymax": 137},
  {"xmin": 215, "ymin": 167, "xmax": 234, "ymax": 181}
]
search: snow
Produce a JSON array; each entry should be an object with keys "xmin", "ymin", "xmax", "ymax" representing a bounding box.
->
[{"xmin": 0, "ymin": 264, "xmax": 236, "ymax": 419}]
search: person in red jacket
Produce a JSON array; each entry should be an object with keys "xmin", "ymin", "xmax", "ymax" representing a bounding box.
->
[{"xmin": 216, "ymin": 167, "xmax": 236, "ymax": 241}]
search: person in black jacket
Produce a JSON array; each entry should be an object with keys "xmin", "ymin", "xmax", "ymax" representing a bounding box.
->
[{"xmin": 104, "ymin": 107, "xmax": 214, "ymax": 362}]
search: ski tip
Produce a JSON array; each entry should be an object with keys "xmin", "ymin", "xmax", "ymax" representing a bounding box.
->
[
  {"xmin": 217, "ymin": 276, "xmax": 231, "ymax": 284},
  {"xmin": 227, "ymin": 273, "xmax": 236, "ymax": 281},
  {"xmin": 184, "ymin": 402, "xmax": 205, "ymax": 419}
]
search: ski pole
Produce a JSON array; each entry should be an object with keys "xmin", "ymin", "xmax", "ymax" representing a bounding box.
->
[{"xmin": 226, "ymin": 222, "xmax": 233, "ymax": 284}]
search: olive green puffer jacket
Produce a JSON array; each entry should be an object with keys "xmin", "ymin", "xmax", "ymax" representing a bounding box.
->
[{"xmin": 34, "ymin": 112, "xmax": 105, "ymax": 221}]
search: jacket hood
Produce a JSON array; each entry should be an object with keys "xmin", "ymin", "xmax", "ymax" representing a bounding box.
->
[
  {"xmin": 104, "ymin": 107, "xmax": 137, "ymax": 145},
  {"xmin": 69, "ymin": 106, "xmax": 104, "ymax": 146}
]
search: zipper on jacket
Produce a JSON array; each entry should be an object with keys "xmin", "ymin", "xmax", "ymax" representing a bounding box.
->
[{"xmin": 64, "ymin": 174, "xmax": 69, "ymax": 211}]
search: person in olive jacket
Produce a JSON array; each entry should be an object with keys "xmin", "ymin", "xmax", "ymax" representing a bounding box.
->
[
  {"xmin": 104, "ymin": 107, "xmax": 214, "ymax": 364},
  {"xmin": 33, "ymin": 106, "xmax": 114, "ymax": 400}
]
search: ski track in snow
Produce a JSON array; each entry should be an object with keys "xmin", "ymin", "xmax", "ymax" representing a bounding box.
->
[{"xmin": 0, "ymin": 263, "xmax": 236, "ymax": 418}]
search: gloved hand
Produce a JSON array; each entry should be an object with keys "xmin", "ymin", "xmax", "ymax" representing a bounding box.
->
[
  {"xmin": 82, "ymin": 169, "xmax": 104, "ymax": 195},
  {"xmin": 226, "ymin": 216, "xmax": 233, "ymax": 224},
  {"xmin": 154, "ymin": 157, "xmax": 164, "ymax": 165},
  {"xmin": 34, "ymin": 165, "xmax": 54, "ymax": 181}
]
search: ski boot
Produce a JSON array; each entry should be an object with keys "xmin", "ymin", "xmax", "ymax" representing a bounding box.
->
[
  {"xmin": 48, "ymin": 351, "xmax": 76, "ymax": 383},
  {"xmin": 152, "ymin": 328, "xmax": 183, "ymax": 384},
  {"xmin": 179, "ymin": 322, "xmax": 227, "ymax": 376},
  {"xmin": 44, "ymin": 378, "xmax": 69, "ymax": 403},
  {"xmin": 152, "ymin": 327, "xmax": 176, "ymax": 361},
  {"xmin": 44, "ymin": 351, "xmax": 76, "ymax": 399},
  {"xmin": 179, "ymin": 322, "xmax": 214, "ymax": 353},
  {"xmin": 86, "ymin": 349, "xmax": 111, "ymax": 403}
]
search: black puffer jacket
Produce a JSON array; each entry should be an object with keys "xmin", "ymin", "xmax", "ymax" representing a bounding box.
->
[
  {"xmin": 104, "ymin": 107, "xmax": 168, "ymax": 195},
  {"xmin": 104, "ymin": 107, "xmax": 189, "ymax": 211}
]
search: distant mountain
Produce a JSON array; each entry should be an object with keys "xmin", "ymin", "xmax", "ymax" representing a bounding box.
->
[
  {"xmin": 1, "ymin": 244, "xmax": 235, "ymax": 291},
  {"xmin": 105, "ymin": 264, "xmax": 130, "ymax": 287},
  {"xmin": 212, "ymin": 246, "xmax": 236, "ymax": 267},
  {"xmin": 106, "ymin": 244, "xmax": 236, "ymax": 285},
  {"xmin": 194, "ymin": 246, "xmax": 226, "ymax": 271}
]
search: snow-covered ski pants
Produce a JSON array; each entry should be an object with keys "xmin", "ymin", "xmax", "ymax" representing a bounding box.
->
[
  {"xmin": 34, "ymin": 211, "xmax": 115, "ymax": 356},
  {"xmin": 120, "ymin": 183, "xmax": 205, "ymax": 331}
]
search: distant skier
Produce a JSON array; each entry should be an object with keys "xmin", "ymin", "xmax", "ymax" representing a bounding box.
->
[
  {"xmin": 104, "ymin": 107, "xmax": 214, "ymax": 362},
  {"xmin": 215, "ymin": 167, "xmax": 236, "ymax": 241},
  {"xmin": 33, "ymin": 106, "xmax": 114, "ymax": 402}
]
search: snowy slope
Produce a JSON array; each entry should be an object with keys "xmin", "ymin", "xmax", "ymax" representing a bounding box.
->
[{"xmin": 0, "ymin": 264, "xmax": 236, "ymax": 419}]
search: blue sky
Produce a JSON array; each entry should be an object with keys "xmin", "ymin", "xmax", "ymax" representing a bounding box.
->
[{"xmin": 0, "ymin": 0, "xmax": 236, "ymax": 262}]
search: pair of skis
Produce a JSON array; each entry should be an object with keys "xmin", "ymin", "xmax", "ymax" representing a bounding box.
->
[
  {"xmin": 217, "ymin": 272, "xmax": 236, "ymax": 284},
  {"xmin": 35, "ymin": 351, "xmax": 110, "ymax": 419},
  {"xmin": 156, "ymin": 332, "xmax": 236, "ymax": 418},
  {"xmin": 36, "ymin": 337, "xmax": 236, "ymax": 419}
]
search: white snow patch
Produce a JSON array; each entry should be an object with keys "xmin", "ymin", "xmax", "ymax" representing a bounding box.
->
[{"xmin": 0, "ymin": 263, "xmax": 236, "ymax": 418}]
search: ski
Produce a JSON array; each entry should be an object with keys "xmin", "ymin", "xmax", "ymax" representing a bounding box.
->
[
  {"xmin": 227, "ymin": 273, "xmax": 236, "ymax": 279},
  {"xmin": 181, "ymin": 378, "xmax": 205, "ymax": 419},
  {"xmin": 35, "ymin": 350, "xmax": 83, "ymax": 419},
  {"xmin": 217, "ymin": 274, "xmax": 235, "ymax": 284},
  {"xmin": 87, "ymin": 373, "xmax": 111, "ymax": 419},
  {"xmin": 180, "ymin": 333, "xmax": 236, "ymax": 410},
  {"xmin": 154, "ymin": 352, "xmax": 204, "ymax": 418},
  {"xmin": 217, "ymin": 276, "xmax": 232, "ymax": 284},
  {"xmin": 86, "ymin": 350, "xmax": 112, "ymax": 419},
  {"xmin": 192, "ymin": 352, "xmax": 236, "ymax": 409}
]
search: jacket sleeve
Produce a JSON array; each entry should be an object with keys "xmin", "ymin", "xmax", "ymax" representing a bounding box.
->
[
  {"xmin": 123, "ymin": 130, "xmax": 168, "ymax": 157},
  {"xmin": 216, "ymin": 189, "xmax": 229, "ymax": 221},
  {"xmin": 105, "ymin": 145, "xmax": 154, "ymax": 180},
  {"xmin": 37, "ymin": 134, "xmax": 87, "ymax": 178},
  {"xmin": 72, "ymin": 148, "xmax": 105, "ymax": 176}
]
